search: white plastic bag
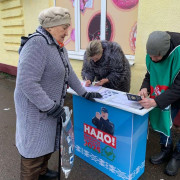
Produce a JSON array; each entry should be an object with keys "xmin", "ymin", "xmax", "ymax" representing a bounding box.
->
[{"xmin": 61, "ymin": 106, "xmax": 74, "ymax": 178}]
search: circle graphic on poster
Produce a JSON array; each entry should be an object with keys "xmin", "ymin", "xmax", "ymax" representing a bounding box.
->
[
  {"xmin": 88, "ymin": 13, "xmax": 113, "ymax": 41},
  {"xmin": 129, "ymin": 22, "xmax": 137, "ymax": 53},
  {"xmin": 112, "ymin": 0, "xmax": 139, "ymax": 10}
]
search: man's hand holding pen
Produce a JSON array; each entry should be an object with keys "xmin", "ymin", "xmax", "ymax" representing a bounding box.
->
[
  {"xmin": 138, "ymin": 88, "xmax": 149, "ymax": 99},
  {"xmin": 84, "ymin": 77, "xmax": 109, "ymax": 87},
  {"xmin": 139, "ymin": 98, "xmax": 157, "ymax": 109},
  {"xmin": 138, "ymin": 88, "xmax": 157, "ymax": 109}
]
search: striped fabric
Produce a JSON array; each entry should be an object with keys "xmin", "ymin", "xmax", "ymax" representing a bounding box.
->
[{"xmin": 14, "ymin": 26, "xmax": 86, "ymax": 158}]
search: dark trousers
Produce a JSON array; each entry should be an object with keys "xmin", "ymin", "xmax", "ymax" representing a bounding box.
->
[{"xmin": 21, "ymin": 153, "xmax": 52, "ymax": 180}]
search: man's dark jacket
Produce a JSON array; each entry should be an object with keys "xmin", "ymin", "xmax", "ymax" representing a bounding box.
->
[
  {"xmin": 141, "ymin": 32, "xmax": 180, "ymax": 110},
  {"xmin": 82, "ymin": 40, "xmax": 131, "ymax": 92},
  {"xmin": 92, "ymin": 117, "xmax": 114, "ymax": 136}
]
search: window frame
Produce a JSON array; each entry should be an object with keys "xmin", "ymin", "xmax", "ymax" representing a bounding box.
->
[{"xmin": 54, "ymin": 0, "xmax": 135, "ymax": 65}]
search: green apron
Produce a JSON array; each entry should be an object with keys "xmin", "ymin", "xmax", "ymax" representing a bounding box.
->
[{"xmin": 146, "ymin": 46, "xmax": 180, "ymax": 137}]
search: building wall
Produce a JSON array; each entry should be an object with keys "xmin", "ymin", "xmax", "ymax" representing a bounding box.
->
[
  {"xmin": 1, "ymin": 0, "xmax": 180, "ymax": 93},
  {"xmin": 23, "ymin": 0, "xmax": 54, "ymax": 36},
  {"xmin": 0, "ymin": 0, "xmax": 23, "ymax": 74},
  {"xmin": 131, "ymin": 0, "xmax": 180, "ymax": 93},
  {"xmin": 0, "ymin": 0, "xmax": 54, "ymax": 75},
  {"xmin": 71, "ymin": 0, "xmax": 180, "ymax": 94},
  {"xmin": 72, "ymin": 0, "xmax": 180, "ymax": 94}
]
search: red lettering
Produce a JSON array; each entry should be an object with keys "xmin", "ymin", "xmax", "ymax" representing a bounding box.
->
[
  {"xmin": 84, "ymin": 140, "xmax": 87, "ymax": 146},
  {"xmin": 84, "ymin": 123, "xmax": 116, "ymax": 148}
]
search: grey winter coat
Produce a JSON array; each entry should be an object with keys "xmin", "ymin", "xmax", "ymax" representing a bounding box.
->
[
  {"xmin": 81, "ymin": 40, "xmax": 131, "ymax": 92},
  {"xmin": 14, "ymin": 26, "xmax": 86, "ymax": 158}
]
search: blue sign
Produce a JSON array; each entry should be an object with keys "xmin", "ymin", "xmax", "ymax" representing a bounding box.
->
[{"xmin": 73, "ymin": 95, "xmax": 148, "ymax": 180}]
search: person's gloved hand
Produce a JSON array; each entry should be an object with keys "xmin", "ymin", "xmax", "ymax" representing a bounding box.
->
[
  {"xmin": 47, "ymin": 104, "xmax": 66, "ymax": 122},
  {"xmin": 82, "ymin": 92, "xmax": 102, "ymax": 101}
]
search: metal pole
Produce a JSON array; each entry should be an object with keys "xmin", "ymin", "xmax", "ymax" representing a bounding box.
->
[{"xmin": 58, "ymin": 119, "xmax": 62, "ymax": 180}]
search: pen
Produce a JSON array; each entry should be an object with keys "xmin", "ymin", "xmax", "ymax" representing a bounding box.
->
[
  {"xmin": 139, "ymin": 107, "xmax": 144, "ymax": 110},
  {"xmin": 92, "ymin": 76, "xmax": 96, "ymax": 86}
]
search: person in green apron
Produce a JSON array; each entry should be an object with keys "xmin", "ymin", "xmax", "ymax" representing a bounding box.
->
[{"xmin": 138, "ymin": 31, "xmax": 180, "ymax": 176}]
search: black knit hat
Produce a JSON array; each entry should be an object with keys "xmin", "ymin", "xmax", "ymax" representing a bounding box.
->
[{"xmin": 146, "ymin": 31, "xmax": 170, "ymax": 56}]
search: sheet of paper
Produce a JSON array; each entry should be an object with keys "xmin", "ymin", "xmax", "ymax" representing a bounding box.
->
[
  {"xmin": 98, "ymin": 88, "xmax": 119, "ymax": 100},
  {"xmin": 107, "ymin": 93, "xmax": 143, "ymax": 109},
  {"xmin": 81, "ymin": 81, "xmax": 102, "ymax": 92},
  {"xmin": 81, "ymin": 82, "xmax": 143, "ymax": 110}
]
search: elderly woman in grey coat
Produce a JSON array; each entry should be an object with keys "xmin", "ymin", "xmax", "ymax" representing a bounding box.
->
[
  {"xmin": 14, "ymin": 7, "xmax": 101, "ymax": 180},
  {"xmin": 81, "ymin": 40, "xmax": 131, "ymax": 92}
]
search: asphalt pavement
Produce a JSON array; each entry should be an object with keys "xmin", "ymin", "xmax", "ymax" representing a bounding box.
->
[{"xmin": 0, "ymin": 74, "xmax": 180, "ymax": 180}]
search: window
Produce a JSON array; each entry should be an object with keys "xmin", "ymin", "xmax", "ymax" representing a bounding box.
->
[{"xmin": 56, "ymin": 0, "xmax": 139, "ymax": 64}]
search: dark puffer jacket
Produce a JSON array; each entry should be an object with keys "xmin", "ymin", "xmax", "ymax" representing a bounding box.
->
[
  {"xmin": 92, "ymin": 117, "xmax": 114, "ymax": 136},
  {"xmin": 81, "ymin": 40, "xmax": 131, "ymax": 92}
]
